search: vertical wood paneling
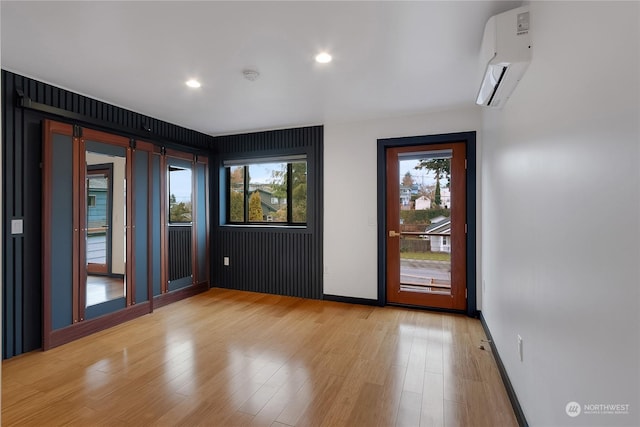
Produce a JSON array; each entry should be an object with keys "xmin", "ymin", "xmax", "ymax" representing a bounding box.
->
[
  {"xmin": 168, "ymin": 226, "xmax": 192, "ymax": 281},
  {"xmin": 10, "ymin": 71, "xmax": 215, "ymax": 150},
  {"xmin": 22, "ymin": 112, "xmax": 43, "ymax": 351},
  {"xmin": 3, "ymin": 72, "xmax": 15, "ymax": 358},
  {"xmin": 36, "ymin": 81, "xmax": 45, "ymax": 103},
  {"xmin": 13, "ymin": 95, "xmax": 23, "ymax": 216},
  {"xmin": 151, "ymin": 154, "xmax": 162, "ymax": 297},
  {"xmin": 2, "ymin": 70, "xmax": 215, "ymax": 359},
  {"xmin": 212, "ymin": 126, "xmax": 323, "ymax": 299},
  {"xmin": 45, "ymin": 85, "xmax": 52, "ymax": 105},
  {"xmin": 28, "ymin": 79, "xmax": 36, "ymax": 100},
  {"xmin": 51, "ymin": 88, "xmax": 59, "ymax": 109},
  {"xmin": 3, "ymin": 72, "xmax": 17, "ymax": 357},
  {"xmin": 135, "ymin": 149, "xmax": 149, "ymax": 304}
]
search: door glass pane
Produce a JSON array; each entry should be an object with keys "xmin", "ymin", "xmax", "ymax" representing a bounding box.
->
[
  {"xmin": 398, "ymin": 150, "xmax": 452, "ymax": 295},
  {"xmin": 85, "ymin": 151, "xmax": 126, "ymax": 307},
  {"xmin": 87, "ymin": 173, "xmax": 108, "ymax": 268},
  {"xmin": 168, "ymin": 164, "xmax": 193, "ymax": 288},
  {"xmin": 169, "ymin": 166, "xmax": 192, "ymax": 223}
]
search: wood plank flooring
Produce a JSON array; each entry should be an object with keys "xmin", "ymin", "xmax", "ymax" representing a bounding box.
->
[
  {"xmin": 2, "ymin": 288, "xmax": 517, "ymax": 426},
  {"xmin": 86, "ymin": 275, "xmax": 125, "ymax": 306}
]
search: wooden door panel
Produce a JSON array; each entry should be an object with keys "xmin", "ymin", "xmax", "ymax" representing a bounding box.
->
[{"xmin": 386, "ymin": 143, "xmax": 466, "ymax": 310}]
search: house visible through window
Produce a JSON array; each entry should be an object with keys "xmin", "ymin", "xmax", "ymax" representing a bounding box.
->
[{"xmin": 226, "ymin": 157, "xmax": 307, "ymax": 225}]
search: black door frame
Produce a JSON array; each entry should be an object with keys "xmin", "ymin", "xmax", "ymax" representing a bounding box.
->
[{"xmin": 377, "ymin": 131, "xmax": 477, "ymax": 317}]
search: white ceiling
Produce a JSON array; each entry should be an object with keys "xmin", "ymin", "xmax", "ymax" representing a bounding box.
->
[{"xmin": 1, "ymin": 1, "xmax": 520, "ymax": 136}]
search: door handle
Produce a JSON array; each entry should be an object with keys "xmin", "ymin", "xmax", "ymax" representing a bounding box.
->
[{"xmin": 388, "ymin": 230, "xmax": 401, "ymax": 237}]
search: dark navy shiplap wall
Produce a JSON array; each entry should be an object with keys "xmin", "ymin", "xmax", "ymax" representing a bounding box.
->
[
  {"xmin": 212, "ymin": 126, "xmax": 323, "ymax": 299},
  {"xmin": 2, "ymin": 70, "xmax": 216, "ymax": 359},
  {"xmin": 50, "ymin": 134, "xmax": 74, "ymax": 330},
  {"xmin": 151, "ymin": 156, "xmax": 162, "ymax": 297},
  {"xmin": 2, "ymin": 69, "xmax": 324, "ymax": 358},
  {"xmin": 4, "ymin": 71, "xmax": 213, "ymax": 150},
  {"xmin": 196, "ymin": 163, "xmax": 208, "ymax": 282},
  {"xmin": 135, "ymin": 149, "xmax": 150, "ymax": 305}
]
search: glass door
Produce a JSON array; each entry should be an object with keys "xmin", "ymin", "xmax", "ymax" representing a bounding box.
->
[
  {"xmin": 81, "ymin": 137, "xmax": 129, "ymax": 319},
  {"xmin": 86, "ymin": 168, "xmax": 111, "ymax": 276},
  {"xmin": 386, "ymin": 143, "xmax": 466, "ymax": 310},
  {"xmin": 167, "ymin": 161, "xmax": 194, "ymax": 291}
]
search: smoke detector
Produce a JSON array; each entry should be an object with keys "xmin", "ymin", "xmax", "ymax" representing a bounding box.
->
[{"xmin": 242, "ymin": 69, "xmax": 260, "ymax": 81}]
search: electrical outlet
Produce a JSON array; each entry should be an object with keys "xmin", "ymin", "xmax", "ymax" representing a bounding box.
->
[
  {"xmin": 223, "ymin": 256, "xmax": 230, "ymax": 266},
  {"xmin": 518, "ymin": 335, "xmax": 523, "ymax": 362},
  {"xmin": 11, "ymin": 219, "xmax": 23, "ymax": 235}
]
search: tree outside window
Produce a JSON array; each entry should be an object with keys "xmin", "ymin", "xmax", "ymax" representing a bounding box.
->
[
  {"xmin": 226, "ymin": 159, "xmax": 307, "ymax": 225},
  {"xmin": 168, "ymin": 166, "xmax": 192, "ymax": 223}
]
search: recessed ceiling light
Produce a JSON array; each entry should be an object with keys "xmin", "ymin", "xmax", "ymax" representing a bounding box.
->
[
  {"xmin": 315, "ymin": 52, "xmax": 332, "ymax": 64},
  {"xmin": 186, "ymin": 79, "xmax": 201, "ymax": 88}
]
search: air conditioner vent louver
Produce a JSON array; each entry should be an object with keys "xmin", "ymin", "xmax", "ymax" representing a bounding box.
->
[{"xmin": 476, "ymin": 6, "xmax": 531, "ymax": 108}]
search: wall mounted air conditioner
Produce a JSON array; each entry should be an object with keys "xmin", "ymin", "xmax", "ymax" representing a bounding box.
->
[{"xmin": 476, "ymin": 6, "xmax": 531, "ymax": 108}]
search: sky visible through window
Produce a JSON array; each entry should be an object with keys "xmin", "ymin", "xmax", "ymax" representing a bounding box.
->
[
  {"xmin": 399, "ymin": 160, "xmax": 438, "ymax": 187},
  {"xmin": 249, "ymin": 163, "xmax": 281, "ymax": 184},
  {"xmin": 170, "ymin": 168, "xmax": 192, "ymax": 203}
]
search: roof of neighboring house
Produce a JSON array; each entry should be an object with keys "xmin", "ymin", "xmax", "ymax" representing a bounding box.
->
[
  {"xmin": 88, "ymin": 179, "xmax": 108, "ymax": 190},
  {"xmin": 252, "ymin": 188, "xmax": 283, "ymax": 213},
  {"xmin": 425, "ymin": 217, "xmax": 451, "ymax": 234}
]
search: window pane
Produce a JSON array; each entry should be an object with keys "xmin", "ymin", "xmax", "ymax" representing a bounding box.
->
[
  {"xmin": 226, "ymin": 158, "xmax": 307, "ymax": 225},
  {"xmin": 248, "ymin": 162, "xmax": 287, "ymax": 223},
  {"xmin": 292, "ymin": 162, "xmax": 307, "ymax": 223},
  {"xmin": 169, "ymin": 166, "xmax": 192, "ymax": 223},
  {"xmin": 229, "ymin": 166, "xmax": 244, "ymax": 222},
  {"xmin": 398, "ymin": 153, "xmax": 452, "ymax": 295}
]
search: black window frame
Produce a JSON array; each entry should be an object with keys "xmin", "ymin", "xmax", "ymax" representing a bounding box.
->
[{"xmin": 225, "ymin": 158, "xmax": 307, "ymax": 226}]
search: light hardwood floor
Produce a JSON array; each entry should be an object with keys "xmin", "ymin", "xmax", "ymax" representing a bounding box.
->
[
  {"xmin": 86, "ymin": 275, "xmax": 125, "ymax": 306},
  {"xmin": 2, "ymin": 288, "xmax": 517, "ymax": 426}
]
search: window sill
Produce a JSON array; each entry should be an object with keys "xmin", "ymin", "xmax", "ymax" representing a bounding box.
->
[{"xmin": 220, "ymin": 223, "xmax": 308, "ymax": 231}]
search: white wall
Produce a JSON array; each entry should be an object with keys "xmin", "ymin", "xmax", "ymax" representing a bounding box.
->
[
  {"xmin": 481, "ymin": 1, "xmax": 639, "ymax": 425},
  {"xmin": 323, "ymin": 107, "xmax": 481, "ymax": 299}
]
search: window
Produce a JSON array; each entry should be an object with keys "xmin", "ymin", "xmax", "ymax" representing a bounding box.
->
[
  {"xmin": 168, "ymin": 166, "xmax": 192, "ymax": 223},
  {"xmin": 226, "ymin": 157, "xmax": 307, "ymax": 225},
  {"xmin": 87, "ymin": 194, "xmax": 96, "ymax": 207}
]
